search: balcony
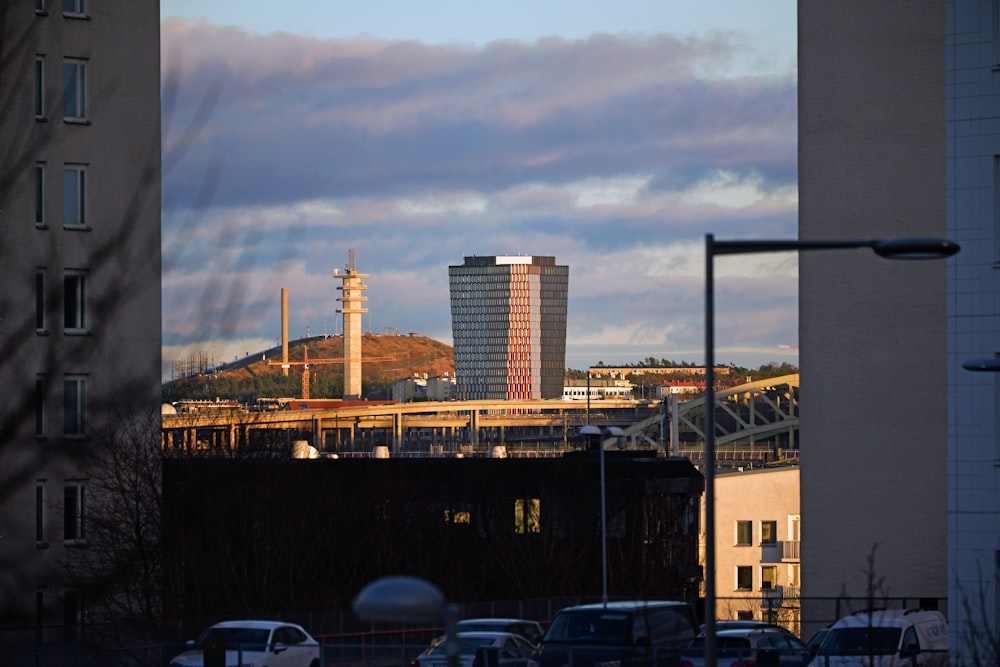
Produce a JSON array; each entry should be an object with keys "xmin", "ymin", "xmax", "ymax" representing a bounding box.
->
[{"xmin": 760, "ymin": 540, "xmax": 800, "ymax": 563}]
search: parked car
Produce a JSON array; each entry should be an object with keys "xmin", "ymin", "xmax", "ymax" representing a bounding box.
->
[
  {"xmin": 700, "ymin": 620, "xmax": 799, "ymax": 638},
  {"xmin": 169, "ymin": 620, "xmax": 321, "ymax": 667},
  {"xmin": 457, "ymin": 618, "xmax": 545, "ymax": 645},
  {"xmin": 680, "ymin": 627, "xmax": 812, "ymax": 667},
  {"xmin": 804, "ymin": 626, "xmax": 830, "ymax": 659},
  {"xmin": 806, "ymin": 608, "xmax": 948, "ymax": 667},
  {"xmin": 409, "ymin": 631, "xmax": 538, "ymax": 667},
  {"xmin": 532, "ymin": 600, "xmax": 698, "ymax": 667}
]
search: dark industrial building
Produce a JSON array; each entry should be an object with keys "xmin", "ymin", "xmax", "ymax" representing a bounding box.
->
[{"xmin": 161, "ymin": 452, "xmax": 704, "ymax": 618}]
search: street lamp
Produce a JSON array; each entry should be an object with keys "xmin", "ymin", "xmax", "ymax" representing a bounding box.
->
[
  {"xmin": 581, "ymin": 423, "xmax": 626, "ymax": 606},
  {"xmin": 353, "ymin": 576, "xmax": 459, "ymax": 667},
  {"xmin": 702, "ymin": 234, "xmax": 959, "ymax": 666},
  {"xmin": 962, "ymin": 357, "xmax": 1000, "ymax": 372}
]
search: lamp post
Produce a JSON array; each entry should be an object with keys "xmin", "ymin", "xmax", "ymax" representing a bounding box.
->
[
  {"xmin": 702, "ymin": 234, "xmax": 959, "ymax": 667},
  {"xmin": 581, "ymin": 423, "xmax": 626, "ymax": 606},
  {"xmin": 353, "ymin": 576, "xmax": 459, "ymax": 667}
]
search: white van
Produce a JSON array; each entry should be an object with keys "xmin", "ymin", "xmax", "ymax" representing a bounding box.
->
[{"xmin": 808, "ymin": 608, "xmax": 947, "ymax": 667}]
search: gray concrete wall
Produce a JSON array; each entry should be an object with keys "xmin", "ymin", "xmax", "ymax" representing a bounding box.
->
[{"xmin": 798, "ymin": 0, "xmax": 948, "ymax": 635}]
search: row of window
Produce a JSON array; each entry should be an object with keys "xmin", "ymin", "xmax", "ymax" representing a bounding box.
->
[
  {"xmin": 36, "ymin": 269, "xmax": 88, "ymax": 333},
  {"xmin": 36, "ymin": 480, "xmax": 87, "ymax": 547},
  {"xmin": 35, "ymin": 375, "xmax": 88, "ymax": 438},
  {"xmin": 735, "ymin": 519, "xmax": 779, "ymax": 546},
  {"xmin": 35, "ymin": 0, "xmax": 87, "ymax": 15},
  {"xmin": 734, "ymin": 564, "xmax": 800, "ymax": 592},
  {"xmin": 35, "ymin": 162, "xmax": 88, "ymax": 228}
]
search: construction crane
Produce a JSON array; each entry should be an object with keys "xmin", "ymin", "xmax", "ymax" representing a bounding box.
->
[{"xmin": 267, "ymin": 345, "xmax": 392, "ymax": 399}]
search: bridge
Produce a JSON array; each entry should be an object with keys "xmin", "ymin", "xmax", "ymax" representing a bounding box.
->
[{"xmin": 161, "ymin": 374, "xmax": 799, "ymax": 459}]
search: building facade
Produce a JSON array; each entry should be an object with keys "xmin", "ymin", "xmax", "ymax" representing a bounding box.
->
[
  {"xmin": 449, "ymin": 256, "xmax": 568, "ymax": 400},
  {"xmin": 946, "ymin": 0, "xmax": 1000, "ymax": 655},
  {"xmin": 0, "ymin": 0, "xmax": 161, "ymax": 632},
  {"xmin": 798, "ymin": 0, "xmax": 949, "ymax": 640}
]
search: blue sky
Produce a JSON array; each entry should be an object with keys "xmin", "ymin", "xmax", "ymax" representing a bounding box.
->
[{"xmin": 158, "ymin": 1, "xmax": 799, "ymax": 379}]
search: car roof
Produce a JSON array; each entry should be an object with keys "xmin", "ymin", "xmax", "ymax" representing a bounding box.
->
[
  {"xmin": 831, "ymin": 609, "xmax": 944, "ymax": 628},
  {"xmin": 456, "ymin": 631, "xmax": 527, "ymax": 639},
  {"xmin": 559, "ymin": 601, "xmax": 689, "ymax": 612},
  {"xmin": 210, "ymin": 620, "xmax": 292, "ymax": 630},
  {"xmin": 460, "ymin": 618, "xmax": 539, "ymax": 624}
]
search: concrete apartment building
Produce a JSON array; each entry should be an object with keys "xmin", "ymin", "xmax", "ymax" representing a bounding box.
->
[
  {"xmin": 714, "ymin": 467, "xmax": 801, "ymax": 632},
  {"xmin": 801, "ymin": 0, "xmax": 1000, "ymax": 655},
  {"xmin": 449, "ymin": 256, "xmax": 568, "ymax": 400},
  {"xmin": 0, "ymin": 0, "xmax": 161, "ymax": 632},
  {"xmin": 798, "ymin": 0, "xmax": 949, "ymax": 634}
]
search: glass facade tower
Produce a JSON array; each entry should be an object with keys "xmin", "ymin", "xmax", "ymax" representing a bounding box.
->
[{"xmin": 448, "ymin": 256, "xmax": 568, "ymax": 400}]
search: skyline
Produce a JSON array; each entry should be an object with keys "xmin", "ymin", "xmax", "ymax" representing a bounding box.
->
[{"xmin": 159, "ymin": 1, "xmax": 799, "ymax": 379}]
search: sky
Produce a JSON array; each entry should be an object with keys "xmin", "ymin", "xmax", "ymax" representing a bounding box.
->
[{"xmin": 158, "ymin": 1, "xmax": 799, "ymax": 380}]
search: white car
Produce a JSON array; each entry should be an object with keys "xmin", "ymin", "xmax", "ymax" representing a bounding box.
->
[{"xmin": 169, "ymin": 620, "xmax": 321, "ymax": 667}]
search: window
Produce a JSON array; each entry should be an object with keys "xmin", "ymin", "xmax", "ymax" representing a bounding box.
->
[
  {"xmin": 736, "ymin": 520, "xmax": 752, "ymax": 546},
  {"xmin": 35, "ymin": 0, "xmax": 47, "ymax": 13},
  {"xmin": 736, "ymin": 566, "xmax": 753, "ymax": 591},
  {"xmin": 34, "ymin": 56, "xmax": 45, "ymax": 118},
  {"xmin": 62, "ymin": 165, "xmax": 86, "ymax": 226},
  {"xmin": 514, "ymin": 498, "xmax": 540, "ymax": 534},
  {"xmin": 63, "ymin": 482, "xmax": 86, "ymax": 544},
  {"xmin": 62, "ymin": 59, "xmax": 86, "ymax": 120},
  {"xmin": 63, "ymin": 271, "xmax": 86, "ymax": 332},
  {"xmin": 761, "ymin": 565, "xmax": 778, "ymax": 590},
  {"xmin": 35, "ymin": 375, "xmax": 46, "ymax": 438},
  {"xmin": 63, "ymin": 376, "xmax": 86, "ymax": 436},
  {"xmin": 36, "ymin": 269, "xmax": 46, "ymax": 331},
  {"xmin": 36, "ymin": 481, "xmax": 48, "ymax": 545},
  {"xmin": 761, "ymin": 520, "xmax": 777, "ymax": 544},
  {"xmin": 35, "ymin": 163, "xmax": 46, "ymax": 225},
  {"xmin": 62, "ymin": 0, "xmax": 85, "ymax": 17}
]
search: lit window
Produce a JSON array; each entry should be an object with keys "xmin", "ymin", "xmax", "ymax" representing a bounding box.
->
[
  {"xmin": 34, "ymin": 56, "xmax": 45, "ymax": 118},
  {"xmin": 514, "ymin": 498, "xmax": 540, "ymax": 534},
  {"xmin": 63, "ymin": 271, "xmax": 86, "ymax": 332},
  {"xmin": 63, "ymin": 376, "xmax": 86, "ymax": 436},
  {"xmin": 761, "ymin": 520, "xmax": 778, "ymax": 544},
  {"xmin": 62, "ymin": 59, "xmax": 86, "ymax": 120},
  {"xmin": 761, "ymin": 565, "xmax": 778, "ymax": 590},
  {"xmin": 736, "ymin": 520, "xmax": 752, "ymax": 546},
  {"xmin": 63, "ymin": 482, "xmax": 86, "ymax": 544},
  {"xmin": 63, "ymin": 165, "xmax": 86, "ymax": 226}
]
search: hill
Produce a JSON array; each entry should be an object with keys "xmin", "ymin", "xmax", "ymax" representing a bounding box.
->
[{"xmin": 163, "ymin": 333, "xmax": 454, "ymax": 401}]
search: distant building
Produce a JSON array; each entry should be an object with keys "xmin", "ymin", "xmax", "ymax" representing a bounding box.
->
[
  {"xmin": 449, "ymin": 256, "xmax": 568, "ymax": 400},
  {"xmin": 562, "ymin": 378, "xmax": 634, "ymax": 401},
  {"xmin": 426, "ymin": 373, "xmax": 457, "ymax": 401},
  {"xmin": 393, "ymin": 374, "xmax": 427, "ymax": 402},
  {"xmin": 0, "ymin": 2, "xmax": 162, "ymax": 633}
]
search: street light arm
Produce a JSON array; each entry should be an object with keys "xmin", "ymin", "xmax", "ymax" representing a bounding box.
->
[{"xmin": 711, "ymin": 237, "xmax": 959, "ymax": 258}]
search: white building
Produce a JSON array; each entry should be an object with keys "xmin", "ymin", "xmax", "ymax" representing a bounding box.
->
[{"xmin": 0, "ymin": 1, "xmax": 161, "ymax": 631}]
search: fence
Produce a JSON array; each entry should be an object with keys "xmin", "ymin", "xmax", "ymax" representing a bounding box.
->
[{"xmin": 0, "ymin": 595, "xmax": 948, "ymax": 667}]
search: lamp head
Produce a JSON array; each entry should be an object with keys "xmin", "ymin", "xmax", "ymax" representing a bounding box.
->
[{"xmin": 872, "ymin": 238, "xmax": 960, "ymax": 260}]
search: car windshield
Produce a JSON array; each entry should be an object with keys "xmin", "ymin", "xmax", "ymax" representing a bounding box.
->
[
  {"xmin": 819, "ymin": 627, "xmax": 901, "ymax": 655},
  {"xmin": 424, "ymin": 636, "xmax": 501, "ymax": 656},
  {"xmin": 544, "ymin": 611, "xmax": 631, "ymax": 645},
  {"xmin": 196, "ymin": 627, "xmax": 271, "ymax": 650}
]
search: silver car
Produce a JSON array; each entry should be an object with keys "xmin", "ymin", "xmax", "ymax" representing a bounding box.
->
[{"xmin": 410, "ymin": 631, "xmax": 537, "ymax": 667}]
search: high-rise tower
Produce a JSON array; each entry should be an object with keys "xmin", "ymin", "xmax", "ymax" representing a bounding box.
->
[
  {"xmin": 334, "ymin": 249, "xmax": 368, "ymax": 399},
  {"xmin": 448, "ymin": 256, "xmax": 568, "ymax": 400}
]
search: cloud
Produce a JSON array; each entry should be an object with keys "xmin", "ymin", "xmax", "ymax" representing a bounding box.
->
[{"xmin": 160, "ymin": 20, "xmax": 799, "ymax": 379}]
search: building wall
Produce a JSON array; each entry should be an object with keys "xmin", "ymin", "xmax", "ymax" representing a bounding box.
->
[
  {"xmin": 798, "ymin": 0, "xmax": 948, "ymax": 637},
  {"xmin": 946, "ymin": 0, "xmax": 1000, "ymax": 652},
  {"xmin": 449, "ymin": 256, "xmax": 568, "ymax": 400},
  {"xmin": 0, "ymin": 1, "xmax": 161, "ymax": 627},
  {"xmin": 714, "ymin": 467, "xmax": 800, "ymax": 632}
]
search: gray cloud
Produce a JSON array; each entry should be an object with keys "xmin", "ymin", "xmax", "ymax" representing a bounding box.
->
[{"xmin": 160, "ymin": 19, "xmax": 800, "ymax": 375}]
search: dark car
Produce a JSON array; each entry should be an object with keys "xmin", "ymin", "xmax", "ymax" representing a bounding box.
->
[
  {"xmin": 457, "ymin": 618, "xmax": 545, "ymax": 645},
  {"xmin": 532, "ymin": 601, "xmax": 698, "ymax": 667}
]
